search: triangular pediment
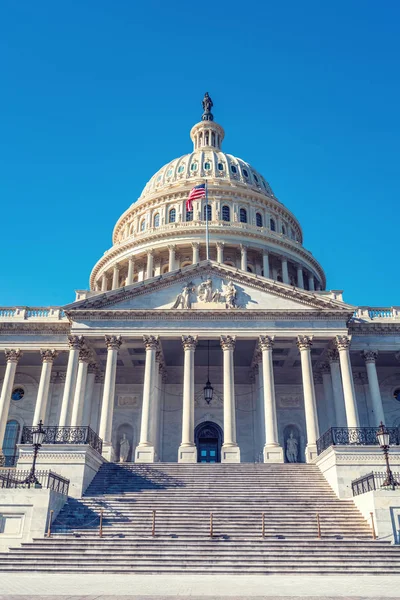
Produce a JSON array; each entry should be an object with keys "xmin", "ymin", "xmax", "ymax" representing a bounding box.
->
[{"xmin": 64, "ymin": 261, "xmax": 354, "ymax": 316}]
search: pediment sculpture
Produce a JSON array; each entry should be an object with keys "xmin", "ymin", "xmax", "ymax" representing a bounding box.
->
[{"xmin": 171, "ymin": 279, "xmax": 238, "ymax": 309}]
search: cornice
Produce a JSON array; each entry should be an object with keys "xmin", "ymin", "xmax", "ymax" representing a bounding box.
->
[
  {"xmin": 0, "ymin": 323, "xmax": 71, "ymax": 335},
  {"xmin": 349, "ymin": 322, "xmax": 400, "ymax": 335}
]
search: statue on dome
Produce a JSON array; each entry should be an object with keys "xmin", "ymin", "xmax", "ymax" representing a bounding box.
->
[
  {"xmin": 222, "ymin": 280, "xmax": 237, "ymax": 309},
  {"xmin": 286, "ymin": 431, "xmax": 298, "ymax": 463},
  {"xmin": 202, "ymin": 92, "xmax": 214, "ymax": 121}
]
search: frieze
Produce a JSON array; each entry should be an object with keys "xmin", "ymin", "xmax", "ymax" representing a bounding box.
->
[{"xmin": 118, "ymin": 394, "xmax": 140, "ymax": 408}]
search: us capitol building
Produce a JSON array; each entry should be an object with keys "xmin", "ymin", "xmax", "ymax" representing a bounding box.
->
[{"xmin": 1, "ymin": 95, "xmax": 400, "ymax": 471}]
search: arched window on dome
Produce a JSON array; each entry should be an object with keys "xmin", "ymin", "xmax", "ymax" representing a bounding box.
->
[
  {"xmin": 169, "ymin": 208, "xmax": 176, "ymax": 223},
  {"xmin": 270, "ymin": 218, "xmax": 276, "ymax": 231},
  {"xmin": 191, "ymin": 163, "xmax": 198, "ymax": 172},
  {"xmin": 140, "ymin": 219, "xmax": 146, "ymax": 232},
  {"xmin": 153, "ymin": 213, "xmax": 160, "ymax": 228},
  {"xmin": 256, "ymin": 212, "xmax": 263, "ymax": 227},
  {"xmin": 239, "ymin": 208, "xmax": 247, "ymax": 223},
  {"xmin": 222, "ymin": 205, "xmax": 230, "ymax": 222},
  {"xmin": 203, "ymin": 204, "xmax": 212, "ymax": 221},
  {"xmin": 186, "ymin": 207, "xmax": 193, "ymax": 222},
  {"xmin": 212, "ymin": 132, "xmax": 215, "ymax": 146},
  {"xmin": 204, "ymin": 162, "xmax": 211, "ymax": 171},
  {"xmin": 205, "ymin": 132, "xmax": 209, "ymax": 146},
  {"xmin": 218, "ymin": 163, "xmax": 224, "ymax": 171}
]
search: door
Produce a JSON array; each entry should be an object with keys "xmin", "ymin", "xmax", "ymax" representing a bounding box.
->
[
  {"xmin": 195, "ymin": 421, "xmax": 223, "ymax": 463},
  {"xmin": 198, "ymin": 437, "xmax": 218, "ymax": 463}
]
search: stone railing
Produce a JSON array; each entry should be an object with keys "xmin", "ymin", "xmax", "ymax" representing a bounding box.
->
[
  {"xmin": 352, "ymin": 307, "xmax": 400, "ymax": 322},
  {"xmin": 316, "ymin": 426, "xmax": 400, "ymax": 455},
  {"xmin": 21, "ymin": 426, "xmax": 103, "ymax": 455},
  {"xmin": 0, "ymin": 307, "xmax": 67, "ymax": 321}
]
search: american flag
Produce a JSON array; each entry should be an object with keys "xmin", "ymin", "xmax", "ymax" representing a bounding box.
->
[{"xmin": 186, "ymin": 183, "xmax": 206, "ymax": 212}]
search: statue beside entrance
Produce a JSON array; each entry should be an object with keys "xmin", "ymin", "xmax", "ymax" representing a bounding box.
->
[
  {"xmin": 119, "ymin": 434, "xmax": 130, "ymax": 463},
  {"xmin": 286, "ymin": 431, "xmax": 298, "ymax": 463}
]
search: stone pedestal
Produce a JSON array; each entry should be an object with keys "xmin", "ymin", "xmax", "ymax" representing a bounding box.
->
[
  {"xmin": 101, "ymin": 442, "xmax": 116, "ymax": 462},
  {"xmin": 305, "ymin": 443, "xmax": 318, "ymax": 463},
  {"xmin": 221, "ymin": 444, "xmax": 241, "ymax": 463},
  {"xmin": 178, "ymin": 444, "xmax": 197, "ymax": 463},
  {"xmin": 263, "ymin": 445, "xmax": 284, "ymax": 463},
  {"xmin": 134, "ymin": 444, "xmax": 155, "ymax": 463}
]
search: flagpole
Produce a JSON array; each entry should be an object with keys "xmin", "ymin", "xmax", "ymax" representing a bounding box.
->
[{"xmin": 205, "ymin": 179, "xmax": 209, "ymax": 260}]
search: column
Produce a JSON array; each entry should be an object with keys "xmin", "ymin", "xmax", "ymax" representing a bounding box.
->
[
  {"xmin": 59, "ymin": 336, "xmax": 84, "ymax": 427},
  {"xmin": 99, "ymin": 336, "xmax": 122, "ymax": 459},
  {"xmin": 281, "ymin": 258, "xmax": 289, "ymax": 284},
  {"xmin": 146, "ymin": 250, "xmax": 154, "ymax": 280},
  {"xmin": 259, "ymin": 336, "xmax": 283, "ymax": 463},
  {"xmin": 216, "ymin": 242, "xmax": 224, "ymax": 264},
  {"xmin": 168, "ymin": 245, "xmax": 176, "ymax": 271},
  {"xmin": 297, "ymin": 336, "xmax": 319, "ymax": 462},
  {"xmin": 240, "ymin": 245, "xmax": 248, "ymax": 272},
  {"xmin": 262, "ymin": 252, "xmax": 270, "ymax": 279},
  {"xmin": 327, "ymin": 348, "xmax": 347, "ymax": 426},
  {"xmin": 297, "ymin": 266, "xmax": 304, "ymax": 289},
  {"xmin": 178, "ymin": 335, "xmax": 198, "ymax": 462},
  {"xmin": 320, "ymin": 363, "xmax": 336, "ymax": 428},
  {"xmin": 70, "ymin": 349, "xmax": 92, "ymax": 427},
  {"xmin": 135, "ymin": 335, "xmax": 158, "ymax": 463},
  {"xmin": 101, "ymin": 273, "xmax": 108, "ymax": 292},
  {"xmin": 308, "ymin": 274, "xmax": 315, "ymax": 291},
  {"xmin": 362, "ymin": 350, "xmax": 385, "ymax": 426},
  {"xmin": 126, "ymin": 257, "xmax": 134, "ymax": 285},
  {"xmin": 112, "ymin": 264, "xmax": 120, "ymax": 290},
  {"xmin": 33, "ymin": 349, "xmax": 58, "ymax": 425},
  {"xmin": 192, "ymin": 242, "xmax": 200, "ymax": 264},
  {"xmin": 220, "ymin": 336, "xmax": 240, "ymax": 462},
  {"xmin": 82, "ymin": 363, "xmax": 97, "ymax": 427},
  {"xmin": 0, "ymin": 349, "xmax": 22, "ymax": 456},
  {"xmin": 151, "ymin": 360, "xmax": 163, "ymax": 460},
  {"xmin": 336, "ymin": 336, "xmax": 359, "ymax": 427}
]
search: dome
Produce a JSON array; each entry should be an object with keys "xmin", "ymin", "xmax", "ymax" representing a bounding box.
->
[{"xmin": 89, "ymin": 94, "xmax": 326, "ymax": 293}]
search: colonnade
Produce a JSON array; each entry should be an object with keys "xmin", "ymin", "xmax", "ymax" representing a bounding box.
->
[{"xmin": 0, "ymin": 335, "xmax": 389, "ymax": 463}]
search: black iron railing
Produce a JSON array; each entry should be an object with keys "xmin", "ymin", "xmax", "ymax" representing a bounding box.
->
[
  {"xmin": 0, "ymin": 454, "xmax": 18, "ymax": 468},
  {"xmin": 316, "ymin": 427, "xmax": 400, "ymax": 455},
  {"xmin": 0, "ymin": 469, "xmax": 69, "ymax": 495},
  {"xmin": 352, "ymin": 471, "xmax": 400, "ymax": 496},
  {"xmin": 21, "ymin": 426, "xmax": 103, "ymax": 455}
]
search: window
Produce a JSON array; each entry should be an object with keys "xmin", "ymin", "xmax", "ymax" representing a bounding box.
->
[
  {"xmin": 243, "ymin": 169, "xmax": 249, "ymax": 178},
  {"xmin": 153, "ymin": 213, "xmax": 160, "ymax": 228},
  {"xmin": 270, "ymin": 218, "xmax": 276, "ymax": 231},
  {"xmin": 2, "ymin": 420, "xmax": 20, "ymax": 466},
  {"xmin": 169, "ymin": 208, "xmax": 176, "ymax": 223},
  {"xmin": 394, "ymin": 389, "xmax": 400, "ymax": 402},
  {"xmin": 203, "ymin": 204, "xmax": 212, "ymax": 221},
  {"xmin": 186, "ymin": 209, "xmax": 193, "ymax": 222},
  {"xmin": 178, "ymin": 165, "xmax": 185, "ymax": 173},
  {"xmin": 140, "ymin": 219, "xmax": 146, "ymax": 232},
  {"xmin": 218, "ymin": 163, "xmax": 224, "ymax": 171},
  {"xmin": 204, "ymin": 162, "xmax": 211, "ymax": 170},
  {"xmin": 256, "ymin": 212, "xmax": 263, "ymax": 227},
  {"xmin": 222, "ymin": 205, "xmax": 230, "ymax": 222},
  {"xmin": 166, "ymin": 169, "xmax": 172, "ymax": 177},
  {"xmin": 190, "ymin": 163, "xmax": 198, "ymax": 171},
  {"xmin": 253, "ymin": 174, "xmax": 259, "ymax": 182},
  {"xmin": 230, "ymin": 165, "xmax": 237, "ymax": 174},
  {"xmin": 156, "ymin": 174, "xmax": 162, "ymax": 182},
  {"xmin": 239, "ymin": 208, "xmax": 247, "ymax": 223},
  {"xmin": 11, "ymin": 388, "xmax": 24, "ymax": 401},
  {"xmin": 282, "ymin": 224, "xmax": 286, "ymax": 235},
  {"xmin": 247, "ymin": 266, "xmax": 253, "ymax": 273}
]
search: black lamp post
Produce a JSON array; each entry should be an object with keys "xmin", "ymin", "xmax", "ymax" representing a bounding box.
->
[
  {"xmin": 376, "ymin": 422, "xmax": 399, "ymax": 490},
  {"xmin": 203, "ymin": 340, "xmax": 213, "ymax": 405},
  {"xmin": 24, "ymin": 420, "xmax": 45, "ymax": 488}
]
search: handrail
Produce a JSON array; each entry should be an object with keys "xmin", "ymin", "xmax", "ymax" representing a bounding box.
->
[
  {"xmin": 0, "ymin": 468, "xmax": 69, "ymax": 495},
  {"xmin": 317, "ymin": 427, "xmax": 400, "ymax": 455},
  {"xmin": 21, "ymin": 426, "xmax": 103, "ymax": 455}
]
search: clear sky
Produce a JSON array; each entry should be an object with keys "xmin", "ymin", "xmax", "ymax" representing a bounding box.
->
[{"xmin": 1, "ymin": 1, "xmax": 399, "ymax": 307}]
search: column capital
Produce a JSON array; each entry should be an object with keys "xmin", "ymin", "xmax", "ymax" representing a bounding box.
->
[
  {"xmin": 319, "ymin": 362, "xmax": 331, "ymax": 375},
  {"xmin": 297, "ymin": 335, "xmax": 313, "ymax": 351},
  {"xmin": 191, "ymin": 241, "xmax": 199, "ymax": 249},
  {"xmin": 88, "ymin": 362, "xmax": 98, "ymax": 374},
  {"xmin": 113, "ymin": 263, "xmax": 120, "ymax": 271},
  {"xmin": 216, "ymin": 241, "xmax": 224, "ymax": 249},
  {"xmin": 182, "ymin": 335, "xmax": 198, "ymax": 351},
  {"xmin": 168, "ymin": 244, "xmax": 176, "ymax": 251},
  {"xmin": 78, "ymin": 348, "xmax": 92, "ymax": 363},
  {"xmin": 259, "ymin": 335, "xmax": 274, "ymax": 351},
  {"xmin": 353, "ymin": 371, "xmax": 369, "ymax": 384},
  {"xmin": 4, "ymin": 349, "xmax": 22, "ymax": 363},
  {"xmin": 105, "ymin": 335, "xmax": 122, "ymax": 351},
  {"xmin": 128, "ymin": 255, "xmax": 135, "ymax": 263},
  {"xmin": 143, "ymin": 335, "xmax": 159, "ymax": 351},
  {"xmin": 328, "ymin": 347, "xmax": 340, "ymax": 363},
  {"xmin": 336, "ymin": 335, "xmax": 351, "ymax": 351},
  {"xmin": 240, "ymin": 244, "xmax": 248, "ymax": 252},
  {"xmin": 263, "ymin": 250, "xmax": 269, "ymax": 257},
  {"xmin": 40, "ymin": 349, "xmax": 58, "ymax": 363},
  {"xmin": 68, "ymin": 335, "xmax": 84, "ymax": 350},
  {"xmin": 220, "ymin": 335, "xmax": 236, "ymax": 351},
  {"xmin": 147, "ymin": 249, "xmax": 154, "ymax": 257},
  {"xmin": 362, "ymin": 350, "xmax": 378, "ymax": 364}
]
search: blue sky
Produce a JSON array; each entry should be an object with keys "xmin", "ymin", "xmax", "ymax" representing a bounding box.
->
[{"xmin": 1, "ymin": 0, "xmax": 399, "ymax": 307}]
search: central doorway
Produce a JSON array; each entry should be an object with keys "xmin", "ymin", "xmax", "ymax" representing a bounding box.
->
[{"xmin": 195, "ymin": 421, "xmax": 223, "ymax": 463}]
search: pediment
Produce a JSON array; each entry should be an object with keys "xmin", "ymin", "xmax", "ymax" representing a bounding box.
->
[{"xmin": 64, "ymin": 261, "xmax": 354, "ymax": 316}]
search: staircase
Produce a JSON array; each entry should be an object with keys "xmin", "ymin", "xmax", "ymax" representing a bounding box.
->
[{"xmin": 1, "ymin": 462, "xmax": 400, "ymax": 574}]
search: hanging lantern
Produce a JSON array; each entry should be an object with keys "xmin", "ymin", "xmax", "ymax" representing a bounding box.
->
[{"xmin": 204, "ymin": 379, "xmax": 214, "ymax": 404}]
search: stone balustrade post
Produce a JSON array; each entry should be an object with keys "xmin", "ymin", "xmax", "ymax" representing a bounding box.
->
[{"xmin": 33, "ymin": 349, "xmax": 58, "ymax": 426}]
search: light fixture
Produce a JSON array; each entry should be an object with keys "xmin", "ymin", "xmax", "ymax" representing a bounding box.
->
[
  {"xmin": 203, "ymin": 340, "xmax": 213, "ymax": 404},
  {"xmin": 376, "ymin": 422, "xmax": 399, "ymax": 490},
  {"xmin": 24, "ymin": 420, "xmax": 45, "ymax": 487}
]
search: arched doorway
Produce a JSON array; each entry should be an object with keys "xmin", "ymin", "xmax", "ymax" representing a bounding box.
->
[{"xmin": 195, "ymin": 421, "xmax": 223, "ymax": 463}]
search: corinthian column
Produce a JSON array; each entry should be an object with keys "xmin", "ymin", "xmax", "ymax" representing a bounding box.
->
[
  {"xmin": 112, "ymin": 264, "xmax": 120, "ymax": 290},
  {"xmin": 327, "ymin": 348, "xmax": 347, "ymax": 426},
  {"xmin": 70, "ymin": 349, "xmax": 92, "ymax": 427},
  {"xmin": 178, "ymin": 336, "xmax": 198, "ymax": 462},
  {"xmin": 99, "ymin": 336, "xmax": 122, "ymax": 458},
  {"xmin": 126, "ymin": 257, "xmax": 135, "ymax": 285},
  {"xmin": 281, "ymin": 258, "xmax": 289, "ymax": 284},
  {"xmin": 168, "ymin": 245, "xmax": 176, "ymax": 271},
  {"xmin": 336, "ymin": 336, "xmax": 359, "ymax": 427},
  {"xmin": 362, "ymin": 350, "xmax": 385, "ymax": 426},
  {"xmin": 59, "ymin": 336, "xmax": 84, "ymax": 427},
  {"xmin": 240, "ymin": 245, "xmax": 248, "ymax": 272},
  {"xmin": 33, "ymin": 349, "xmax": 58, "ymax": 426},
  {"xmin": 0, "ymin": 349, "xmax": 22, "ymax": 455},
  {"xmin": 259, "ymin": 336, "xmax": 283, "ymax": 463},
  {"xmin": 319, "ymin": 362, "xmax": 336, "ymax": 428},
  {"xmin": 146, "ymin": 250, "xmax": 154, "ymax": 279},
  {"xmin": 216, "ymin": 242, "xmax": 224, "ymax": 264},
  {"xmin": 135, "ymin": 335, "xmax": 159, "ymax": 463},
  {"xmin": 297, "ymin": 336, "xmax": 319, "ymax": 462},
  {"xmin": 220, "ymin": 336, "xmax": 240, "ymax": 462},
  {"xmin": 262, "ymin": 252, "xmax": 270, "ymax": 279},
  {"xmin": 192, "ymin": 242, "xmax": 200, "ymax": 264}
]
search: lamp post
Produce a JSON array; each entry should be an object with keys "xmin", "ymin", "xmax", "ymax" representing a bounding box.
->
[
  {"xmin": 24, "ymin": 420, "xmax": 45, "ymax": 488},
  {"xmin": 376, "ymin": 422, "xmax": 399, "ymax": 490}
]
